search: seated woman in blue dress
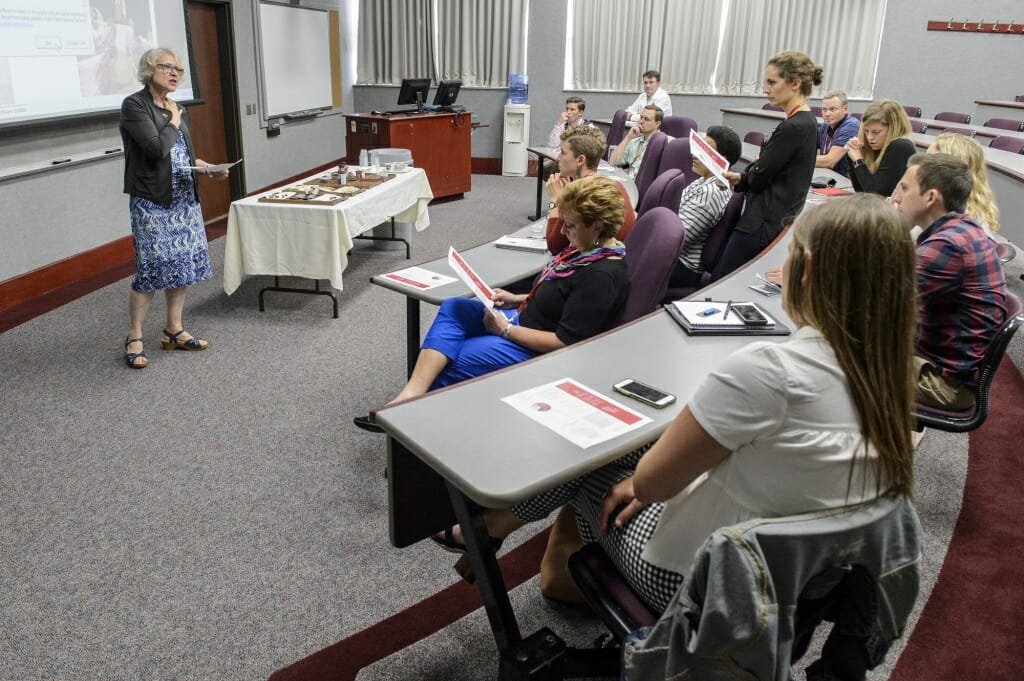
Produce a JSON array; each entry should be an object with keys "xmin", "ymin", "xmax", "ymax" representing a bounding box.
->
[
  {"xmin": 432, "ymin": 193, "xmax": 917, "ymax": 611},
  {"xmin": 354, "ymin": 175, "xmax": 630, "ymax": 432}
]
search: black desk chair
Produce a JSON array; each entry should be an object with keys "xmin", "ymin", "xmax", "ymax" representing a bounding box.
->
[
  {"xmin": 914, "ymin": 292, "xmax": 1023, "ymax": 433},
  {"xmin": 568, "ymin": 494, "xmax": 922, "ymax": 681}
]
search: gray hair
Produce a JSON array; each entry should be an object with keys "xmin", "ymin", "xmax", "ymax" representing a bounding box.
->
[
  {"xmin": 137, "ymin": 47, "xmax": 181, "ymax": 85},
  {"xmin": 823, "ymin": 90, "xmax": 848, "ymax": 104}
]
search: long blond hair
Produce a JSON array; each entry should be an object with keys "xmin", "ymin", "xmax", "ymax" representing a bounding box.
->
[
  {"xmin": 785, "ymin": 194, "xmax": 916, "ymax": 497},
  {"xmin": 930, "ymin": 132, "xmax": 1000, "ymax": 233},
  {"xmin": 859, "ymin": 99, "xmax": 913, "ymax": 173}
]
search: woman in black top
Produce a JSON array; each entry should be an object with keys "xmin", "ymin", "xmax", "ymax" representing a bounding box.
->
[
  {"xmin": 353, "ymin": 176, "xmax": 629, "ymax": 432},
  {"xmin": 845, "ymin": 99, "xmax": 916, "ymax": 197},
  {"xmin": 712, "ymin": 51, "xmax": 821, "ymax": 280}
]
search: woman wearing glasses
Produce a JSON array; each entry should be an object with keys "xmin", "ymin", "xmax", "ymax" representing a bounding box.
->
[{"xmin": 119, "ymin": 48, "xmax": 227, "ymax": 369}]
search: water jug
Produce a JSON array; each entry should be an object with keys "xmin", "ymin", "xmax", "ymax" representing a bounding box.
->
[{"xmin": 508, "ymin": 73, "xmax": 528, "ymax": 104}]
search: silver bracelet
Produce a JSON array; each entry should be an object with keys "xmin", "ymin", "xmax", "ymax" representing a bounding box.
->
[{"xmin": 500, "ymin": 324, "xmax": 512, "ymax": 340}]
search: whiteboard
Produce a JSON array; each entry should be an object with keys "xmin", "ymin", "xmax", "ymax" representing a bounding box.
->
[{"xmin": 258, "ymin": 3, "xmax": 333, "ymax": 117}]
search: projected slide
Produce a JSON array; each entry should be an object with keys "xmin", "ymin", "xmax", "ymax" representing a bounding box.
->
[{"xmin": 0, "ymin": 0, "xmax": 192, "ymax": 126}]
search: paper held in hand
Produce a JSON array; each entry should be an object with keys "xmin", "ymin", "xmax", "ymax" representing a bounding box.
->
[
  {"xmin": 188, "ymin": 158, "xmax": 243, "ymax": 173},
  {"xmin": 688, "ymin": 130, "xmax": 729, "ymax": 187},
  {"xmin": 447, "ymin": 246, "xmax": 494, "ymax": 309}
]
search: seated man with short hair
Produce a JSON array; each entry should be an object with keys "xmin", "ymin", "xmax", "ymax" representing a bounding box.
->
[
  {"xmin": 625, "ymin": 69, "xmax": 672, "ymax": 120},
  {"xmin": 669, "ymin": 126, "xmax": 743, "ymax": 289},
  {"xmin": 816, "ymin": 90, "xmax": 860, "ymax": 177},
  {"xmin": 891, "ymin": 152, "xmax": 1007, "ymax": 410},
  {"xmin": 609, "ymin": 104, "xmax": 663, "ymax": 178}
]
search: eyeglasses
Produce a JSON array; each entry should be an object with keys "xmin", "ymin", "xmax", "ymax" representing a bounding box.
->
[{"xmin": 155, "ymin": 63, "xmax": 185, "ymax": 75}]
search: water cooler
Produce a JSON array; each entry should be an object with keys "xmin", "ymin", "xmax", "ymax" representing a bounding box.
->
[{"xmin": 502, "ymin": 104, "xmax": 530, "ymax": 176}]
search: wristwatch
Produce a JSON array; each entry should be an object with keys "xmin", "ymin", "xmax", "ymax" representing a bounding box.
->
[
  {"xmin": 500, "ymin": 324, "xmax": 513, "ymax": 340},
  {"xmin": 853, "ymin": 159, "xmax": 865, "ymax": 168},
  {"xmin": 547, "ymin": 201, "xmax": 557, "ymax": 210}
]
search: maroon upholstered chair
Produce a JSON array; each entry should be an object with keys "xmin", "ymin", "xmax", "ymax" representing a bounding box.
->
[
  {"xmin": 934, "ymin": 111, "xmax": 972, "ymax": 124},
  {"xmin": 762, "ymin": 103, "xmax": 783, "ymax": 112},
  {"xmin": 636, "ymin": 169, "xmax": 682, "ymax": 216},
  {"xmin": 995, "ymin": 242, "xmax": 1017, "ymax": 264},
  {"xmin": 909, "ymin": 119, "xmax": 928, "ymax": 134},
  {"xmin": 902, "ymin": 104, "xmax": 922, "ymax": 118},
  {"xmin": 990, "ymin": 136, "xmax": 1024, "ymax": 154},
  {"xmin": 983, "ymin": 118, "xmax": 1024, "ymax": 132},
  {"xmin": 632, "ymin": 132, "xmax": 669, "ymax": 207},
  {"xmin": 663, "ymin": 190, "xmax": 745, "ymax": 301},
  {"xmin": 660, "ymin": 172, "xmax": 692, "ymax": 215},
  {"xmin": 809, "ymin": 106, "xmax": 823, "ymax": 117},
  {"xmin": 603, "ymin": 109, "xmax": 628, "ymax": 160},
  {"xmin": 914, "ymin": 293, "xmax": 1023, "ymax": 432},
  {"xmin": 850, "ymin": 112, "xmax": 863, "ymax": 121},
  {"xmin": 744, "ymin": 130, "xmax": 766, "ymax": 147},
  {"xmin": 660, "ymin": 115, "xmax": 698, "ymax": 140},
  {"xmin": 616, "ymin": 206, "xmax": 687, "ymax": 325},
  {"xmin": 657, "ymin": 137, "xmax": 698, "ymax": 185}
]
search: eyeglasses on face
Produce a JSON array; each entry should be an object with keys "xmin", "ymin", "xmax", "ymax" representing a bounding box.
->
[{"xmin": 156, "ymin": 63, "xmax": 185, "ymax": 75}]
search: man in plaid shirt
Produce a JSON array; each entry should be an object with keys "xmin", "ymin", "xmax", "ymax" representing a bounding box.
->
[{"xmin": 892, "ymin": 153, "xmax": 1007, "ymax": 410}]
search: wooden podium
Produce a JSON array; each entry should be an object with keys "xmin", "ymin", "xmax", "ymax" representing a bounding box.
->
[{"xmin": 345, "ymin": 111, "xmax": 472, "ymax": 199}]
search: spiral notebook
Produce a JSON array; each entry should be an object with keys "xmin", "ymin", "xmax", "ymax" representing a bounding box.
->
[{"xmin": 665, "ymin": 300, "xmax": 791, "ymax": 336}]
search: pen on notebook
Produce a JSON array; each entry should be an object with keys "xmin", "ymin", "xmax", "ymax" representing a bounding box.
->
[{"xmin": 723, "ymin": 300, "xmax": 732, "ymax": 320}]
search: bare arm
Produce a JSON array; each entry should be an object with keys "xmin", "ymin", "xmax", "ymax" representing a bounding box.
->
[
  {"xmin": 633, "ymin": 406, "xmax": 730, "ymax": 503},
  {"xmin": 815, "ymin": 145, "xmax": 847, "ymax": 168},
  {"xmin": 482, "ymin": 310, "xmax": 565, "ymax": 354}
]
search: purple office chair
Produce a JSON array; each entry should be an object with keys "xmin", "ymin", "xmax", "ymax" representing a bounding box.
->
[
  {"xmin": 990, "ymin": 136, "xmax": 1024, "ymax": 154},
  {"xmin": 996, "ymin": 242, "xmax": 1017, "ymax": 264},
  {"xmin": 663, "ymin": 191, "xmax": 745, "ymax": 301},
  {"xmin": 984, "ymin": 118, "xmax": 1024, "ymax": 132},
  {"xmin": 636, "ymin": 169, "xmax": 682, "ymax": 216},
  {"xmin": 943, "ymin": 127, "xmax": 976, "ymax": 138},
  {"xmin": 809, "ymin": 106, "xmax": 823, "ymax": 117},
  {"xmin": 743, "ymin": 131, "xmax": 766, "ymax": 147},
  {"xmin": 909, "ymin": 119, "xmax": 928, "ymax": 134},
  {"xmin": 1016, "ymin": 95, "xmax": 1024, "ymax": 102},
  {"xmin": 935, "ymin": 111, "xmax": 972, "ymax": 124},
  {"xmin": 633, "ymin": 132, "xmax": 669, "ymax": 206},
  {"xmin": 660, "ymin": 173, "xmax": 692, "ymax": 215},
  {"xmin": 914, "ymin": 293, "xmax": 1023, "ymax": 433},
  {"xmin": 604, "ymin": 109, "xmax": 628, "ymax": 160},
  {"xmin": 660, "ymin": 115, "xmax": 698, "ymax": 140},
  {"xmin": 657, "ymin": 137, "xmax": 698, "ymax": 185},
  {"xmin": 616, "ymin": 207, "xmax": 687, "ymax": 325},
  {"xmin": 902, "ymin": 105, "xmax": 923, "ymax": 118},
  {"xmin": 850, "ymin": 112, "xmax": 863, "ymax": 121},
  {"xmin": 762, "ymin": 103, "xmax": 783, "ymax": 112}
]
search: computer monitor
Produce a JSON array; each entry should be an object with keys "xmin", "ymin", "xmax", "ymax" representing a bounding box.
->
[
  {"xmin": 397, "ymin": 78, "xmax": 431, "ymax": 111},
  {"xmin": 432, "ymin": 79, "xmax": 462, "ymax": 107}
]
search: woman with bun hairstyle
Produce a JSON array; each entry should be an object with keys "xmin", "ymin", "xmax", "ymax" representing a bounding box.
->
[{"xmin": 713, "ymin": 51, "xmax": 821, "ymax": 279}]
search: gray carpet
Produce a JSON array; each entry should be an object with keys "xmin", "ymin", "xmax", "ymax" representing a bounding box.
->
[{"xmin": 3, "ymin": 173, "xmax": 1022, "ymax": 680}]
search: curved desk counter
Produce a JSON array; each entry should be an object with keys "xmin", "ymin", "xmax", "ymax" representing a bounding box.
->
[
  {"xmin": 974, "ymin": 99, "xmax": 1024, "ymax": 126},
  {"xmin": 722, "ymin": 107, "xmax": 1024, "ymax": 244}
]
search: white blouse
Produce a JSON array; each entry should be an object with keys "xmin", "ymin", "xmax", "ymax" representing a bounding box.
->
[{"xmin": 642, "ymin": 326, "xmax": 886, "ymax": 575}]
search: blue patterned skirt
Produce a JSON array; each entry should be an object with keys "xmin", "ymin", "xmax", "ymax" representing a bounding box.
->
[{"xmin": 129, "ymin": 134, "xmax": 212, "ymax": 292}]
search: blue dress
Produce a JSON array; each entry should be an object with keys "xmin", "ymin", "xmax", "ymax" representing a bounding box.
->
[{"xmin": 129, "ymin": 131, "xmax": 212, "ymax": 292}]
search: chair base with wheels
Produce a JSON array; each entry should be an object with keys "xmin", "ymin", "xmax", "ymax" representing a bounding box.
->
[{"xmin": 914, "ymin": 292, "xmax": 1023, "ymax": 432}]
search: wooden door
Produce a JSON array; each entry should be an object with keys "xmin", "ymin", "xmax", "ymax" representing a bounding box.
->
[{"xmin": 185, "ymin": 1, "xmax": 231, "ymax": 221}]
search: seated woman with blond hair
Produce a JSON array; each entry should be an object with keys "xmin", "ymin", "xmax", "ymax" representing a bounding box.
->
[
  {"xmin": 354, "ymin": 175, "xmax": 630, "ymax": 432},
  {"xmin": 845, "ymin": 99, "xmax": 916, "ymax": 197},
  {"xmin": 927, "ymin": 132, "xmax": 1000, "ymax": 238},
  {"xmin": 433, "ymin": 193, "xmax": 917, "ymax": 613}
]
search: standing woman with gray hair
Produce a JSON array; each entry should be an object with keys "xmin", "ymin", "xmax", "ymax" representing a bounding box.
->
[{"xmin": 119, "ymin": 47, "xmax": 227, "ymax": 368}]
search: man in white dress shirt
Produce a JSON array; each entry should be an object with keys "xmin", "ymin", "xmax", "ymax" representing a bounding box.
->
[{"xmin": 625, "ymin": 70, "xmax": 672, "ymax": 122}]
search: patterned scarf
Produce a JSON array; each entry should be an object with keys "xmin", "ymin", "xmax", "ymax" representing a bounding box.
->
[{"xmin": 518, "ymin": 240, "xmax": 626, "ymax": 312}]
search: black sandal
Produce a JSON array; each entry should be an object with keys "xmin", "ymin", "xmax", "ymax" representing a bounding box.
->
[
  {"xmin": 125, "ymin": 337, "xmax": 148, "ymax": 369},
  {"xmin": 161, "ymin": 328, "xmax": 208, "ymax": 351},
  {"xmin": 353, "ymin": 413, "xmax": 384, "ymax": 433}
]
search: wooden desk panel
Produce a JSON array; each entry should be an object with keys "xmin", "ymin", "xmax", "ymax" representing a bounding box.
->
[{"xmin": 346, "ymin": 112, "xmax": 472, "ymax": 198}]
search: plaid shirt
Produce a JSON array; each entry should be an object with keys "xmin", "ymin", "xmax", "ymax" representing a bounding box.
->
[{"xmin": 916, "ymin": 212, "xmax": 1006, "ymax": 388}]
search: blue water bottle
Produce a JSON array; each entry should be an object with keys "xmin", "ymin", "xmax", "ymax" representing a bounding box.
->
[{"xmin": 508, "ymin": 73, "xmax": 528, "ymax": 104}]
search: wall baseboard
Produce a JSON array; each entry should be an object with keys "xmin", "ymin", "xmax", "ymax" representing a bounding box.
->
[{"xmin": 0, "ymin": 220, "xmax": 227, "ymax": 334}]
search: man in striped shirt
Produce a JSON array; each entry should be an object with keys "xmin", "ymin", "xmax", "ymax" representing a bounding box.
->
[{"xmin": 668, "ymin": 126, "xmax": 743, "ymax": 289}]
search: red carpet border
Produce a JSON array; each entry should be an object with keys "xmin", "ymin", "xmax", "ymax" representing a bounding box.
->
[{"xmin": 268, "ymin": 529, "xmax": 550, "ymax": 681}]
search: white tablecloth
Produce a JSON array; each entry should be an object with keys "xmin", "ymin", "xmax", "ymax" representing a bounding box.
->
[{"xmin": 223, "ymin": 168, "xmax": 433, "ymax": 294}]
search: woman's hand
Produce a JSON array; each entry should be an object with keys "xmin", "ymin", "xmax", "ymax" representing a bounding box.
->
[
  {"xmin": 764, "ymin": 265, "xmax": 783, "ymax": 286},
  {"xmin": 598, "ymin": 476, "xmax": 646, "ymax": 536},
  {"xmin": 197, "ymin": 160, "xmax": 229, "ymax": 181},
  {"xmin": 545, "ymin": 173, "xmax": 570, "ymax": 201},
  {"xmin": 844, "ymin": 138, "xmax": 863, "ymax": 161},
  {"xmin": 723, "ymin": 171, "xmax": 742, "ymax": 187},
  {"xmin": 482, "ymin": 307, "xmax": 511, "ymax": 336},
  {"xmin": 166, "ymin": 99, "xmax": 182, "ymax": 128},
  {"xmin": 491, "ymin": 288, "xmax": 526, "ymax": 308}
]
